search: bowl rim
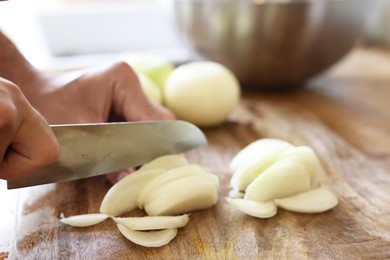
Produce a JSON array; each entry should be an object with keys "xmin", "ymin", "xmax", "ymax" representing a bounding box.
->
[{"xmin": 173, "ymin": 0, "xmax": 352, "ymax": 6}]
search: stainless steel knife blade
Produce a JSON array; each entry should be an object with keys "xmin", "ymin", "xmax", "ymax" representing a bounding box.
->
[{"xmin": 7, "ymin": 120, "xmax": 207, "ymax": 189}]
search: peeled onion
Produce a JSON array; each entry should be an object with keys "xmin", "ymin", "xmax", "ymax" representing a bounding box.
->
[
  {"xmin": 125, "ymin": 53, "xmax": 174, "ymax": 90},
  {"xmin": 164, "ymin": 61, "xmax": 240, "ymax": 127},
  {"xmin": 137, "ymin": 72, "xmax": 162, "ymax": 104}
]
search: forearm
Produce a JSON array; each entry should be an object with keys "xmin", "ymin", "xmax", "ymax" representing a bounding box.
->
[{"xmin": 0, "ymin": 30, "xmax": 43, "ymax": 97}]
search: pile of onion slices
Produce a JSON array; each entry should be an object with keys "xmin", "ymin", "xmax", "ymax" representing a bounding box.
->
[
  {"xmin": 60, "ymin": 154, "xmax": 219, "ymax": 247},
  {"xmin": 227, "ymin": 138, "xmax": 338, "ymax": 218}
]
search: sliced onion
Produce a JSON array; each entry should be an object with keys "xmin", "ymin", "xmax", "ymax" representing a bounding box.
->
[
  {"xmin": 230, "ymin": 138, "xmax": 293, "ymax": 172},
  {"xmin": 274, "ymin": 187, "xmax": 338, "ymax": 213},
  {"xmin": 100, "ymin": 168, "xmax": 164, "ymax": 216},
  {"xmin": 140, "ymin": 154, "xmax": 188, "ymax": 171},
  {"xmin": 230, "ymin": 141, "xmax": 294, "ymax": 191},
  {"xmin": 138, "ymin": 164, "xmax": 209, "ymax": 208},
  {"xmin": 117, "ymin": 224, "xmax": 177, "ymax": 247},
  {"xmin": 245, "ymin": 159, "xmax": 311, "ymax": 202},
  {"xmin": 145, "ymin": 174, "xmax": 219, "ymax": 216},
  {"xmin": 278, "ymin": 146, "xmax": 323, "ymax": 188},
  {"xmin": 113, "ymin": 214, "xmax": 189, "ymax": 230},
  {"xmin": 60, "ymin": 213, "xmax": 109, "ymax": 227},
  {"xmin": 226, "ymin": 198, "xmax": 277, "ymax": 219},
  {"xmin": 228, "ymin": 190, "xmax": 244, "ymax": 199}
]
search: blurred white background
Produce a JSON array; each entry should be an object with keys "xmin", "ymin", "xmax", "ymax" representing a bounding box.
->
[
  {"xmin": 0, "ymin": 0, "xmax": 191, "ymax": 71},
  {"xmin": 0, "ymin": 0, "xmax": 389, "ymax": 72}
]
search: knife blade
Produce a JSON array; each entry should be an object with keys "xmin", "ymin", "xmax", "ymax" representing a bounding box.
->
[{"xmin": 7, "ymin": 120, "xmax": 207, "ymax": 189}]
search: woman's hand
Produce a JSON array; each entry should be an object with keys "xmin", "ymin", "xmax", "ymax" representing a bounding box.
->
[
  {"xmin": 24, "ymin": 62, "xmax": 175, "ymax": 183},
  {"xmin": 0, "ymin": 78, "xmax": 60, "ymax": 180},
  {"xmin": 27, "ymin": 61, "xmax": 174, "ymax": 124}
]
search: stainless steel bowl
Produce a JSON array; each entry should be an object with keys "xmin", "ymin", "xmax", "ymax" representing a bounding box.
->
[{"xmin": 173, "ymin": 0, "xmax": 375, "ymax": 89}]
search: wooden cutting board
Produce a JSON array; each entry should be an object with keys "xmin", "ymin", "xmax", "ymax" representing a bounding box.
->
[{"xmin": 8, "ymin": 48, "xmax": 390, "ymax": 259}]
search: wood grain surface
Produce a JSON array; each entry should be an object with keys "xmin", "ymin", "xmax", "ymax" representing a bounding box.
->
[{"xmin": 6, "ymin": 47, "xmax": 390, "ymax": 259}]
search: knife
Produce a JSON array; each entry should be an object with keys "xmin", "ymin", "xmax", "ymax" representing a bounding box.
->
[{"xmin": 7, "ymin": 120, "xmax": 207, "ymax": 189}]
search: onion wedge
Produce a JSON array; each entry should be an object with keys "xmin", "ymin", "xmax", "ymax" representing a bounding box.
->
[
  {"xmin": 140, "ymin": 154, "xmax": 188, "ymax": 171},
  {"xmin": 60, "ymin": 213, "xmax": 109, "ymax": 227},
  {"xmin": 245, "ymin": 159, "xmax": 311, "ymax": 202},
  {"xmin": 113, "ymin": 214, "xmax": 189, "ymax": 230},
  {"xmin": 278, "ymin": 146, "xmax": 322, "ymax": 188},
  {"xmin": 230, "ymin": 138, "xmax": 293, "ymax": 172},
  {"xmin": 226, "ymin": 198, "xmax": 277, "ymax": 218},
  {"xmin": 100, "ymin": 168, "xmax": 164, "ymax": 216},
  {"xmin": 138, "ymin": 164, "xmax": 209, "ymax": 208},
  {"xmin": 145, "ymin": 174, "xmax": 219, "ymax": 216},
  {"xmin": 274, "ymin": 187, "xmax": 338, "ymax": 213},
  {"xmin": 117, "ymin": 224, "xmax": 177, "ymax": 247},
  {"xmin": 230, "ymin": 141, "xmax": 294, "ymax": 191}
]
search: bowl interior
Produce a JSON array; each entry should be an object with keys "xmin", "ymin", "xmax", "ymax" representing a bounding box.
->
[{"xmin": 174, "ymin": 0, "xmax": 374, "ymax": 89}]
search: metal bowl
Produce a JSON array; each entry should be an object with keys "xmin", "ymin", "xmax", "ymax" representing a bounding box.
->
[{"xmin": 173, "ymin": 0, "xmax": 374, "ymax": 89}]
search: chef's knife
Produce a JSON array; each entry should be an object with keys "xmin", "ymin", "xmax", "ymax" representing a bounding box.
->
[{"xmin": 7, "ymin": 120, "xmax": 207, "ymax": 189}]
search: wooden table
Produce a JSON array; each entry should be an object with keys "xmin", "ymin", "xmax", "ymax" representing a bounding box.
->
[{"xmin": 1, "ymin": 46, "xmax": 389, "ymax": 259}]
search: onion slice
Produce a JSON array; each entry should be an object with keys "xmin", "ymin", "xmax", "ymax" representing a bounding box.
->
[
  {"xmin": 230, "ymin": 142, "xmax": 294, "ymax": 191},
  {"xmin": 228, "ymin": 190, "xmax": 245, "ymax": 199},
  {"xmin": 230, "ymin": 138, "xmax": 293, "ymax": 173},
  {"xmin": 274, "ymin": 186, "xmax": 338, "ymax": 213},
  {"xmin": 117, "ymin": 224, "xmax": 177, "ymax": 247},
  {"xmin": 100, "ymin": 168, "xmax": 164, "ymax": 216},
  {"xmin": 144, "ymin": 174, "xmax": 219, "ymax": 216},
  {"xmin": 278, "ymin": 146, "xmax": 322, "ymax": 188},
  {"xmin": 226, "ymin": 198, "xmax": 277, "ymax": 218},
  {"xmin": 113, "ymin": 214, "xmax": 189, "ymax": 230},
  {"xmin": 138, "ymin": 164, "xmax": 208, "ymax": 208},
  {"xmin": 60, "ymin": 213, "xmax": 109, "ymax": 227},
  {"xmin": 140, "ymin": 154, "xmax": 188, "ymax": 171},
  {"xmin": 245, "ymin": 159, "xmax": 311, "ymax": 202}
]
